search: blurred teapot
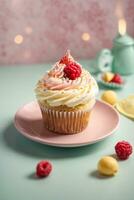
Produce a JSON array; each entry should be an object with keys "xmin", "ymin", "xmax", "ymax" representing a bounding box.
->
[
  {"xmin": 112, "ymin": 34, "xmax": 134, "ymax": 75},
  {"xmin": 90, "ymin": 34, "xmax": 134, "ymax": 75}
]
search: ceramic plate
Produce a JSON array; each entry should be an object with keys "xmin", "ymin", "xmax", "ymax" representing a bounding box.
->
[
  {"xmin": 97, "ymin": 74, "xmax": 125, "ymax": 89},
  {"xmin": 14, "ymin": 100, "xmax": 119, "ymax": 147}
]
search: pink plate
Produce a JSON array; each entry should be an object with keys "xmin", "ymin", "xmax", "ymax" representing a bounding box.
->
[{"xmin": 14, "ymin": 100, "xmax": 119, "ymax": 147}]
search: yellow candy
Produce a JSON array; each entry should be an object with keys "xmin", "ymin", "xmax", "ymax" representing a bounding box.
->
[
  {"xmin": 102, "ymin": 72, "xmax": 114, "ymax": 82},
  {"xmin": 101, "ymin": 90, "xmax": 117, "ymax": 105},
  {"xmin": 98, "ymin": 156, "xmax": 119, "ymax": 176},
  {"xmin": 115, "ymin": 95, "xmax": 134, "ymax": 119}
]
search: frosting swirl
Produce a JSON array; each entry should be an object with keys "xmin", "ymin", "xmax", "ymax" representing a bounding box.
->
[{"xmin": 35, "ymin": 51, "xmax": 98, "ymax": 108}]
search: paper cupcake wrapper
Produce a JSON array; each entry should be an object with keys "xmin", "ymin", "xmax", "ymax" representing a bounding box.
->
[{"xmin": 40, "ymin": 106, "xmax": 91, "ymax": 134}]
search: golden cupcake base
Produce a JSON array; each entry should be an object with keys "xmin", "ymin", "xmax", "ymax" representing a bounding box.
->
[{"xmin": 40, "ymin": 106, "xmax": 91, "ymax": 134}]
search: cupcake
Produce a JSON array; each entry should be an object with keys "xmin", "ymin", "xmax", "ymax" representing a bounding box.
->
[{"xmin": 35, "ymin": 50, "xmax": 98, "ymax": 134}]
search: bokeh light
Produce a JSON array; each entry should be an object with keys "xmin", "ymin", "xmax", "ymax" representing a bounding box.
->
[
  {"xmin": 81, "ymin": 32, "xmax": 90, "ymax": 41},
  {"xmin": 14, "ymin": 34, "xmax": 23, "ymax": 44}
]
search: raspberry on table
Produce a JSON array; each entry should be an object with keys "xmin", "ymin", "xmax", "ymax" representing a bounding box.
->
[
  {"xmin": 63, "ymin": 62, "xmax": 82, "ymax": 80},
  {"xmin": 36, "ymin": 160, "xmax": 52, "ymax": 177},
  {"xmin": 115, "ymin": 141, "xmax": 133, "ymax": 160}
]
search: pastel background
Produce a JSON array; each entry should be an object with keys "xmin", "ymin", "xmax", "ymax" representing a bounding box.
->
[{"xmin": 0, "ymin": 0, "xmax": 134, "ymax": 64}]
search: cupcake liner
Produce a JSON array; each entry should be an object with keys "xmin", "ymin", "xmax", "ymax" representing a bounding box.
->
[{"xmin": 40, "ymin": 106, "xmax": 92, "ymax": 134}]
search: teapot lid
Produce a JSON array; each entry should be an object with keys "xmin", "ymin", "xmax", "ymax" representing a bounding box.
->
[{"xmin": 113, "ymin": 34, "xmax": 134, "ymax": 46}]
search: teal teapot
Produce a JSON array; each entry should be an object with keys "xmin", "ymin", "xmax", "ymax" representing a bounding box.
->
[{"xmin": 112, "ymin": 34, "xmax": 134, "ymax": 75}]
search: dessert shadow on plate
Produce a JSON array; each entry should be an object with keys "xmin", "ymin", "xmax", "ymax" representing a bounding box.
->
[{"xmin": 2, "ymin": 122, "xmax": 111, "ymax": 159}]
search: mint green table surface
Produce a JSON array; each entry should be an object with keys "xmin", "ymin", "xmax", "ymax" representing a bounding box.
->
[{"xmin": 0, "ymin": 61, "xmax": 134, "ymax": 200}]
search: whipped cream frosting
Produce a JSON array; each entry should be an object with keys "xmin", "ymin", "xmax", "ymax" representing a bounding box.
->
[{"xmin": 35, "ymin": 52, "xmax": 98, "ymax": 108}]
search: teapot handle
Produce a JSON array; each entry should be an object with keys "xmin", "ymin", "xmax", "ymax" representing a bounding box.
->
[{"xmin": 95, "ymin": 48, "xmax": 113, "ymax": 73}]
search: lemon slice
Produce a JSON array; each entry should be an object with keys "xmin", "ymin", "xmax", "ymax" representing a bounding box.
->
[{"xmin": 115, "ymin": 95, "xmax": 134, "ymax": 119}]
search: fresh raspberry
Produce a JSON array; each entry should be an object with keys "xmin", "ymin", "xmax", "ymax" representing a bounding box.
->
[
  {"xmin": 36, "ymin": 160, "xmax": 52, "ymax": 177},
  {"xmin": 64, "ymin": 62, "xmax": 82, "ymax": 80},
  {"xmin": 115, "ymin": 141, "xmax": 133, "ymax": 160},
  {"xmin": 111, "ymin": 74, "xmax": 123, "ymax": 84}
]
